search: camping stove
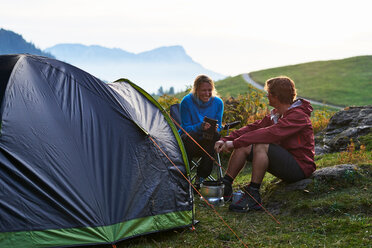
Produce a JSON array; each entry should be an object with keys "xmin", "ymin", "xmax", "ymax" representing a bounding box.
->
[{"xmin": 200, "ymin": 181, "xmax": 224, "ymax": 206}]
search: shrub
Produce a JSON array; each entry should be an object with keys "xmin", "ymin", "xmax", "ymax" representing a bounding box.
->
[
  {"xmin": 358, "ymin": 129, "xmax": 372, "ymax": 151},
  {"xmin": 157, "ymin": 94, "xmax": 180, "ymax": 112},
  {"xmin": 158, "ymin": 90, "xmax": 335, "ymax": 138},
  {"xmin": 222, "ymin": 91, "xmax": 269, "ymax": 129},
  {"xmin": 311, "ymin": 109, "xmax": 335, "ymax": 134},
  {"xmin": 337, "ymin": 139, "xmax": 371, "ymax": 164}
]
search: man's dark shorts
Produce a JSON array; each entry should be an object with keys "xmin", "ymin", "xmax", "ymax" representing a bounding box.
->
[{"xmin": 247, "ymin": 144, "xmax": 305, "ymax": 182}]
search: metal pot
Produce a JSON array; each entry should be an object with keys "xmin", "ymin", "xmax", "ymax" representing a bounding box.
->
[{"xmin": 200, "ymin": 181, "xmax": 224, "ymax": 206}]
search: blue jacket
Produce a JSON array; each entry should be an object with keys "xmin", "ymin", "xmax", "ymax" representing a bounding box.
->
[{"xmin": 180, "ymin": 93, "xmax": 223, "ymax": 135}]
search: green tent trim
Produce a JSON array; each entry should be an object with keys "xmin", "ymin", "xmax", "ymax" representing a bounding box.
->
[
  {"xmin": 0, "ymin": 210, "xmax": 192, "ymax": 248},
  {"xmin": 114, "ymin": 78, "xmax": 190, "ymax": 174}
]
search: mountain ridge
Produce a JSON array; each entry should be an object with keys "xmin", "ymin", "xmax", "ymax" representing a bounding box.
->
[
  {"xmin": 45, "ymin": 43, "xmax": 136, "ymax": 62},
  {"xmin": 0, "ymin": 28, "xmax": 54, "ymax": 58},
  {"xmin": 45, "ymin": 44, "xmax": 196, "ymax": 64},
  {"xmin": 45, "ymin": 43, "xmax": 224, "ymax": 93}
]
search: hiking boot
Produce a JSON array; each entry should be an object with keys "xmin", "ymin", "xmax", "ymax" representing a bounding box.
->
[
  {"xmin": 222, "ymin": 178, "xmax": 233, "ymax": 202},
  {"xmin": 229, "ymin": 186, "xmax": 262, "ymax": 212}
]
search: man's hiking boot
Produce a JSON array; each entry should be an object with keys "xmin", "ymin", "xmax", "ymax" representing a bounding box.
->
[
  {"xmin": 222, "ymin": 178, "xmax": 233, "ymax": 202},
  {"xmin": 229, "ymin": 185, "xmax": 262, "ymax": 212}
]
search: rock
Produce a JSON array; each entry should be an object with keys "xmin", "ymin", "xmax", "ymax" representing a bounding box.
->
[
  {"xmin": 268, "ymin": 164, "xmax": 357, "ymax": 193},
  {"xmin": 263, "ymin": 164, "xmax": 363, "ymax": 215},
  {"xmin": 315, "ymin": 144, "xmax": 328, "ymax": 155},
  {"xmin": 321, "ymin": 106, "xmax": 372, "ymax": 153},
  {"xmin": 311, "ymin": 164, "xmax": 357, "ymax": 179},
  {"xmin": 282, "ymin": 179, "xmax": 313, "ymax": 191},
  {"xmin": 314, "ymin": 131, "xmax": 327, "ymax": 155}
]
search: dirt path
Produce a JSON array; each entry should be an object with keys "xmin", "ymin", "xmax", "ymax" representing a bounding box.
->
[{"xmin": 242, "ymin": 73, "xmax": 343, "ymax": 110}]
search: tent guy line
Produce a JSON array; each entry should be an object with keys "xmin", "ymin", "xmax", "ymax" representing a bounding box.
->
[
  {"xmin": 169, "ymin": 115, "xmax": 281, "ymax": 225},
  {"xmin": 148, "ymin": 135, "xmax": 249, "ymax": 248}
]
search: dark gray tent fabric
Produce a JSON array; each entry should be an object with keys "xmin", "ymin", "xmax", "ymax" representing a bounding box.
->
[{"xmin": 0, "ymin": 54, "xmax": 192, "ymax": 247}]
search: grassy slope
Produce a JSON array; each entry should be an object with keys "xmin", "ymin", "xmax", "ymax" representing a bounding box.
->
[
  {"xmin": 175, "ymin": 56, "xmax": 372, "ymax": 108},
  {"xmin": 173, "ymin": 75, "xmax": 260, "ymax": 100},
  {"xmin": 108, "ymin": 152, "xmax": 371, "ymax": 248},
  {"xmin": 214, "ymin": 75, "xmax": 263, "ymax": 98},
  {"xmin": 213, "ymin": 75, "xmax": 336, "ymax": 111},
  {"xmin": 249, "ymin": 55, "xmax": 372, "ymax": 107}
]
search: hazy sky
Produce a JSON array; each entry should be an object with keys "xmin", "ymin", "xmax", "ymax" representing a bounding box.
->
[{"xmin": 1, "ymin": 0, "xmax": 372, "ymax": 76}]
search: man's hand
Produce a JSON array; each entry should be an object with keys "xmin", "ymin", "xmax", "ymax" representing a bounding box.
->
[
  {"xmin": 214, "ymin": 140, "xmax": 225, "ymax": 153},
  {"xmin": 221, "ymin": 141, "xmax": 234, "ymax": 153},
  {"xmin": 215, "ymin": 140, "xmax": 234, "ymax": 153}
]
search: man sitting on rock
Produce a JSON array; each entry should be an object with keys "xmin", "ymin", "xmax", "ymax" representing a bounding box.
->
[{"xmin": 214, "ymin": 76, "xmax": 316, "ymax": 212}]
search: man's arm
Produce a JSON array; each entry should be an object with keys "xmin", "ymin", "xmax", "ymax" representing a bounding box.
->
[
  {"xmin": 232, "ymin": 112, "xmax": 308, "ymax": 148},
  {"xmin": 221, "ymin": 115, "xmax": 272, "ymax": 142}
]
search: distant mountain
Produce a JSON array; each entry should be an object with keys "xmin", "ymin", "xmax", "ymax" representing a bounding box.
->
[
  {"xmin": 44, "ymin": 44, "xmax": 135, "ymax": 62},
  {"xmin": 0, "ymin": 28, "xmax": 54, "ymax": 58},
  {"xmin": 45, "ymin": 44, "xmax": 225, "ymax": 93}
]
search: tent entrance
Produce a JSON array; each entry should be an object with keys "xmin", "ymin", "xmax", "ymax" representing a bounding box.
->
[{"xmin": 0, "ymin": 55, "xmax": 21, "ymax": 105}]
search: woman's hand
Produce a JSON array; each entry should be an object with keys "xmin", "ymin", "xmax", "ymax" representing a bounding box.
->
[
  {"xmin": 201, "ymin": 121, "xmax": 211, "ymax": 131},
  {"xmin": 202, "ymin": 122, "xmax": 218, "ymax": 131}
]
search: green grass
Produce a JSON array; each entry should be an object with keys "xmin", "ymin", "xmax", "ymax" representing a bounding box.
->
[
  {"xmin": 90, "ymin": 151, "xmax": 372, "ymax": 248},
  {"xmin": 172, "ymin": 55, "xmax": 372, "ymax": 108},
  {"xmin": 214, "ymin": 76, "xmax": 338, "ymax": 112},
  {"xmin": 99, "ymin": 209, "xmax": 371, "ymax": 247},
  {"xmin": 173, "ymin": 75, "xmax": 340, "ymax": 112},
  {"xmin": 173, "ymin": 75, "xmax": 261, "ymax": 100},
  {"xmin": 249, "ymin": 55, "xmax": 372, "ymax": 107},
  {"xmin": 214, "ymin": 75, "xmax": 263, "ymax": 98}
]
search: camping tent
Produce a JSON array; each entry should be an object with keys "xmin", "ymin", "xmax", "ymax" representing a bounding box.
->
[{"xmin": 0, "ymin": 54, "xmax": 192, "ymax": 247}]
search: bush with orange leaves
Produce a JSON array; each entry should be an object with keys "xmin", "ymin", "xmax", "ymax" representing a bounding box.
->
[
  {"xmin": 221, "ymin": 92, "xmax": 269, "ymax": 133},
  {"xmin": 157, "ymin": 94, "xmax": 180, "ymax": 112},
  {"xmin": 158, "ymin": 92, "xmax": 334, "ymax": 136},
  {"xmin": 311, "ymin": 109, "xmax": 335, "ymax": 134},
  {"xmin": 338, "ymin": 139, "xmax": 371, "ymax": 164}
]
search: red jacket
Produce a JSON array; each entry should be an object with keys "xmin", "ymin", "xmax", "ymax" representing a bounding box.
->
[{"xmin": 221, "ymin": 99, "xmax": 316, "ymax": 177}]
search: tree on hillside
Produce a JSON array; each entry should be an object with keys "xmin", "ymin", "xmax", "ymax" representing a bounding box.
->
[{"xmin": 157, "ymin": 86, "xmax": 164, "ymax": 95}]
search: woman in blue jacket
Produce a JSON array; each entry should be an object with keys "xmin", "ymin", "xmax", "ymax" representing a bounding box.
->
[{"xmin": 180, "ymin": 75, "xmax": 224, "ymax": 187}]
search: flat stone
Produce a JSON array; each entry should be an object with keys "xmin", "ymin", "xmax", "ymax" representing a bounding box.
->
[{"xmin": 312, "ymin": 164, "xmax": 357, "ymax": 179}]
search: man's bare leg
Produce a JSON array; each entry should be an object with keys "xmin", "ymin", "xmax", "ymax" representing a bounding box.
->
[
  {"xmin": 225, "ymin": 145, "xmax": 252, "ymax": 179},
  {"xmin": 229, "ymin": 143, "xmax": 269, "ymax": 212},
  {"xmin": 251, "ymin": 144, "xmax": 269, "ymax": 184},
  {"xmin": 222, "ymin": 145, "xmax": 252, "ymax": 201}
]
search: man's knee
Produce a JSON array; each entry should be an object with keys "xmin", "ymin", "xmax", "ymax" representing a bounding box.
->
[
  {"xmin": 233, "ymin": 145, "xmax": 252, "ymax": 157},
  {"xmin": 253, "ymin": 144, "xmax": 269, "ymax": 154}
]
